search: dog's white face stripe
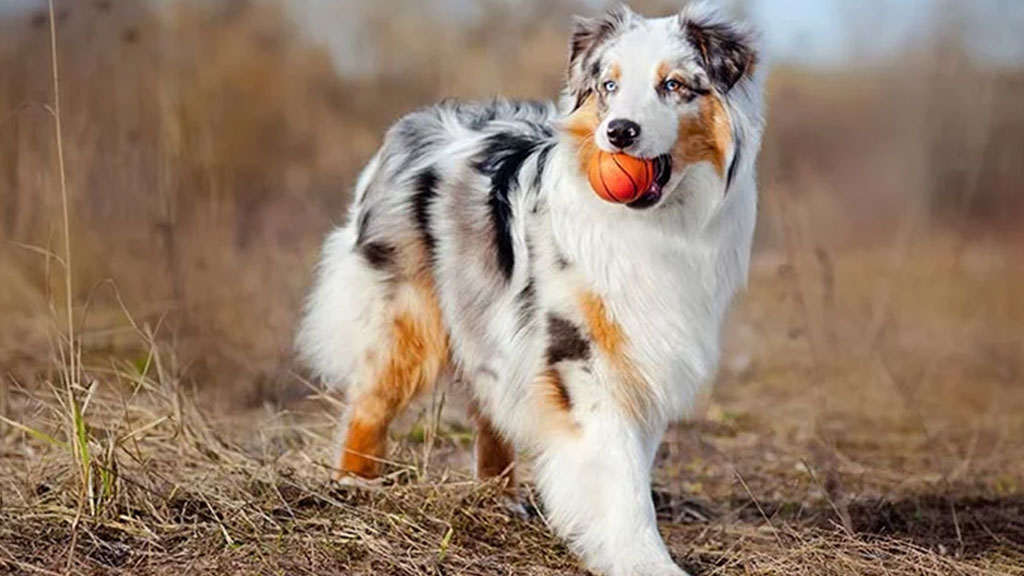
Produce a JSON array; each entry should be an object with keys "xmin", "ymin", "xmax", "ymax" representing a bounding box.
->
[{"xmin": 594, "ymin": 19, "xmax": 705, "ymax": 158}]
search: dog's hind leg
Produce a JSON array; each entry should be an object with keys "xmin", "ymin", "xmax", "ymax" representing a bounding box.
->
[
  {"xmin": 469, "ymin": 400, "xmax": 516, "ymax": 485},
  {"xmin": 297, "ymin": 204, "xmax": 450, "ymax": 480},
  {"xmin": 334, "ymin": 275, "xmax": 449, "ymax": 479}
]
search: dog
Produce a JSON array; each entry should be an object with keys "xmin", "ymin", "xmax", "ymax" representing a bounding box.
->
[{"xmin": 297, "ymin": 4, "xmax": 764, "ymax": 575}]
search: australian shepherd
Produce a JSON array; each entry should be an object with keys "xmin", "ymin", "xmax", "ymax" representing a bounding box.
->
[{"xmin": 297, "ymin": 3, "xmax": 764, "ymax": 575}]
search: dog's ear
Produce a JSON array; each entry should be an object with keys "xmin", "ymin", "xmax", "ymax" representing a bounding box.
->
[
  {"xmin": 566, "ymin": 5, "xmax": 634, "ymax": 110},
  {"xmin": 681, "ymin": 8, "xmax": 758, "ymax": 94}
]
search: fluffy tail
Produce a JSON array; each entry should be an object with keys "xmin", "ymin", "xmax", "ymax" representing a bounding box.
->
[{"xmin": 296, "ymin": 154, "xmax": 386, "ymax": 390}]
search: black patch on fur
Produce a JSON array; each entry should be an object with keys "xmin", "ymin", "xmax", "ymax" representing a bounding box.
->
[
  {"xmin": 684, "ymin": 18, "xmax": 756, "ymax": 93},
  {"xmin": 475, "ymin": 133, "xmax": 543, "ymax": 281},
  {"xmin": 411, "ymin": 168, "xmax": 440, "ymax": 262},
  {"xmin": 546, "ymin": 314, "xmax": 591, "ymax": 365},
  {"xmin": 360, "ymin": 241, "xmax": 396, "ymax": 271},
  {"xmin": 726, "ymin": 141, "xmax": 741, "ymax": 190}
]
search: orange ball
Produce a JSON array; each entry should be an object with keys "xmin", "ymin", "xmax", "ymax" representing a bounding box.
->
[{"xmin": 586, "ymin": 151, "xmax": 655, "ymax": 204}]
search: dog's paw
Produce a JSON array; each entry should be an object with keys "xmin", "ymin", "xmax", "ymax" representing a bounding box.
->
[
  {"xmin": 332, "ymin": 472, "xmax": 385, "ymax": 489},
  {"xmin": 496, "ymin": 492, "xmax": 539, "ymax": 520},
  {"xmin": 638, "ymin": 567, "xmax": 689, "ymax": 576},
  {"xmin": 612, "ymin": 562, "xmax": 690, "ymax": 576}
]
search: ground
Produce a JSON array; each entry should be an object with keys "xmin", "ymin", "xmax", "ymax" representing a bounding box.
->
[{"xmin": 1, "ymin": 242, "xmax": 1023, "ymax": 576}]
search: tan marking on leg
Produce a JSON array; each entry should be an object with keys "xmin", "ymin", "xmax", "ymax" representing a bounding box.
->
[
  {"xmin": 579, "ymin": 291, "xmax": 654, "ymax": 422},
  {"xmin": 672, "ymin": 94, "xmax": 732, "ymax": 178},
  {"xmin": 337, "ymin": 275, "xmax": 449, "ymax": 479},
  {"xmin": 339, "ymin": 411, "xmax": 388, "ymax": 479},
  {"xmin": 469, "ymin": 401, "xmax": 516, "ymax": 485}
]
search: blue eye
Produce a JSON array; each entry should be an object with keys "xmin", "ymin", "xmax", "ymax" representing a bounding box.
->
[
  {"xmin": 662, "ymin": 79, "xmax": 682, "ymax": 92},
  {"xmin": 603, "ymin": 80, "xmax": 618, "ymax": 93}
]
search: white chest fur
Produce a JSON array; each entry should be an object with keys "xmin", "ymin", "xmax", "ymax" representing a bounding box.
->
[{"xmin": 544, "ymin": 147, "xmax": 756, "ymax": 418}]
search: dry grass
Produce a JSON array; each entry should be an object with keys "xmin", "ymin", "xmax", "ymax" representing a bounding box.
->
[{"xmin": 1, "ymin": 0, "xmax": 1023, "ymax": 574}]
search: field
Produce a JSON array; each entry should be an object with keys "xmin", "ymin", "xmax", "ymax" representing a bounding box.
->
[{"xmin": 1, "ymin": 1, "xmax": 1023, "ymax": 574}]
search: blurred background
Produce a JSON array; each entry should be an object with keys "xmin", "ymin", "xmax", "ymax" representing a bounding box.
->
[
  {"xmin": 0, "ymin": 0, "xmax": 1022, "ymax": 450},
  {"xmin": 2, "ymin": 3, "xmax": 1023, "ymax": 572}
]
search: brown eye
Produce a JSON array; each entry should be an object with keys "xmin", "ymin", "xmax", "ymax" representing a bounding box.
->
[{"xmin": 662, "ymin": 79, "xmax": 682, "ymax": 92}]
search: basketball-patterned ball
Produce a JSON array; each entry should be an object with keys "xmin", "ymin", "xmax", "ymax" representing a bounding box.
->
[{"xmin": 586, "ymin": 151, "xmax": 655, "ymax": 204}]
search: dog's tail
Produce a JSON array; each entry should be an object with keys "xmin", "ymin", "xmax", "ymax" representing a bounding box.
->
[{"xmin": 295, "ymin": 154, "xmax": 388, "ymax": 390}]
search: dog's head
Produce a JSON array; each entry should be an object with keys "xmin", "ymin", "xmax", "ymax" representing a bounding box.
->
[{"xmin": 562, "ymin": 4, "xmax": 759, "ymax": 210}]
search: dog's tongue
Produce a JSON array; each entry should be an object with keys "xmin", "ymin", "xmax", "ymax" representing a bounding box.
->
[{"xmin": 627, "ymin": 155, "xmax": 671, "ymax": 210}]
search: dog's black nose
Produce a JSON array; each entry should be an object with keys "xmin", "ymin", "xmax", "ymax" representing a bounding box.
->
[{"xmin": 607, "ymin": 119, "xmax": 641, "ymax": 149}]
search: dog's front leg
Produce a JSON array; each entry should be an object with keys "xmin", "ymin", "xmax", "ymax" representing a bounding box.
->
[{"xmin": 534, "ymin": 411, "xmax": 687, "ymax": 576}]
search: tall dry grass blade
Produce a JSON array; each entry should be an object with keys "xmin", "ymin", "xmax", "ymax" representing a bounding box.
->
[
  {"xmin": 45, "ymin": 0, "xmax": 95, "ymax": 536},
  {"xmin": 46, "ymin": 0, "xmax": 75, "ymax": 389}
]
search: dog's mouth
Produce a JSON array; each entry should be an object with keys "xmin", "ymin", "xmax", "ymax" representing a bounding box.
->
[{"xmin": 627, "ymin": 155, "xmax": 672, "ymax": 210}]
